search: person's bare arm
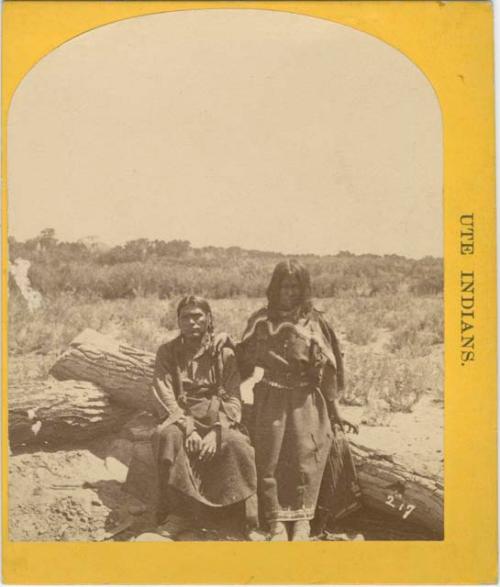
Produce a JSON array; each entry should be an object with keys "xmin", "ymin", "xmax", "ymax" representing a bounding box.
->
[
  {"xmin": 319, "ymin": 317, "xmax": 357, "ymax": 434},
  {"xmin": 327, "ymin": 397, "xmax": 358, "ymax": 434}
]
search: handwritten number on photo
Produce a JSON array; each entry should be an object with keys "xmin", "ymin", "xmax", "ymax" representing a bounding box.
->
[{"xmin": 385, "ymin": 494, "xmax": 416, "ymax": 519}]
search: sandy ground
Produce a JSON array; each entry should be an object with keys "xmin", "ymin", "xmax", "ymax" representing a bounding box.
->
[
  {"xmin": 8, "ymin": 395, "xmax": 443, "ymax": 542},
  {"xmin": 8, "ymin": 268, "xmax": 444, "ymax": 541},
  {"xmin": 8, "ymin": 328, "xmax": 443, "ymax": 542},
  {"xmin": 343, "ymin": 396, "xmax": 443, "ymax": 478},
  {"xmin": 9, "ymin": 436, "xmax": 152, "ymax": 542}
]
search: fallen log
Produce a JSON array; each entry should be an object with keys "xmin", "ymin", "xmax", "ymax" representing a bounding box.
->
[
  {"xmin": 50, "ymin": 329, "xmax": 156, "ymax": 410},
  {"xmin": 47, "ymin": 329, "xmax": 443, "ymax": 536},
  {"xmin": 120, "ymin": 421, "xmax": 443, "ymax": 538},
  {"xmin": 9, "ymin": 378, "xmax": 134, "ymax": 449},
  {"xmin": 350, "ymin": 444, "xmax": 443, "ymax": 537},
  {"xmin": 242, "ymin": 404, "xmax": 443, "ymax": 537}
]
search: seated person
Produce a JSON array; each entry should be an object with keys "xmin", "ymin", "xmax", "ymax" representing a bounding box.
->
[{"xmin": 149, "ymin": 295, "xmax": 258, "ymax": 540}]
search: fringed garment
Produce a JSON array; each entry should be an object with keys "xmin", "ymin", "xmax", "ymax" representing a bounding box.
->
[
  {"xmin": 151, "ymin": 336, "xmax": 257, "ymax": 517},
  {"xmin": 237, "ymin": 308, "xmax": 361, "ymax": 525}
]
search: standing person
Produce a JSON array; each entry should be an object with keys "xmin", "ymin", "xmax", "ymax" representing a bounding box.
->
[
  {"xmin": 237, "ymin": 260, "xmax": 360, "ymax": 541},
  {"xmin": 148, "ymin": 295, "xmax": 258, "ymax": 541}
]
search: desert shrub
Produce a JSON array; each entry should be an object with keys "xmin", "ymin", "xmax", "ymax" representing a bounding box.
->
[
  {"xmin": 388, "ymin": 304, "xmax": 443, "ymax": 357},
  {"xmin": 389, "ymin": 328, "xmax": 439, "ymax": 357},
  {"xmin": 8, "ymin": 293, "xmax": 263, "ymax": 356},
  {"xmin": 9, "ymin": 289, "xmax": 442, "ymax": 420},
  {"xmin": 8, "ymin": 293, "xmax": 173, "ymax": 355},
  {"xmin": 343, "ymin": 321, "xmax": 376, "ymax": 346},
  {"xmin": 382, "ymin": 361, "xmax": 428, "ymax": 412},
  {"xmin": 211, "ymin": 297, "xmax": 264, "ymax": 340},
  {"xmin": 9, "ymin": 291, "xmax": 442, "ymax": 360},
  {"xmin": 342, "ymin": 349, "xmax": 435, "ymax": 414},
  {"xmin": 319, "ymin": 294, "xmax": 442, "ymax": 357},
  {"xmin": 11, "ymin": 231, "xmax": 443, "ymax": 300}
]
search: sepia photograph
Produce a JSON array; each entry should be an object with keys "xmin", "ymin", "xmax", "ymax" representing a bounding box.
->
[{"xmin": 7, "ymin": 7, "xmax": 444, "ymax": 545}]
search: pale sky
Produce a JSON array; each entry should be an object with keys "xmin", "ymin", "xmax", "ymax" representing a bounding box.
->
[{"xmin": 8, "ymin": 9, "xmax": 442, "ymax": 258}]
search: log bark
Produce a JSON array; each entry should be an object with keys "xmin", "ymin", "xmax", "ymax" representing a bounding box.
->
[
  {"xmin": 9, "ymin": 378, "xmax": 133, "ymax": 449},
  {"xmin": 242, "ymin": 405, "xmax": 442, "ymax": 537},
  {"xmin": 120, "ymin": 425, "xmax": 443, "ymax": 538},
  {"xmin": 350, "ymin": 444, "xmax": 443, "ymax": 537},
  {"xmin": 119, "ymin": 412, "xmax": 443, "ymax": 537},
  {"xmin": 50, "ymin": 329, "xmax": 156, "ymax": 410},
  {"xmin": 47, "ymin": 329, "xmax": 443, "ymax": 536}
]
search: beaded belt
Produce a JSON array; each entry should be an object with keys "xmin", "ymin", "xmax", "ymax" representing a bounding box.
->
[{"xmin": 261, "ymin": 373, "xmax": 310, "ymax": 390}]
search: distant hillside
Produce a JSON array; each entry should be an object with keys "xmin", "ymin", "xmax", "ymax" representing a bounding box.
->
[{"xmin": 8, "ymin": 230, "xmax": 442, "ymax": 299}]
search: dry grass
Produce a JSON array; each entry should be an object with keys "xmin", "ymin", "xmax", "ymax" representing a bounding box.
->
[
  {"xmin": 342, "ymin": 347, "xmax": 443, "ymax": 421},
  {"xmin": 9, "ymin": 292, "xmax": 442, "ymax": 417},
  {"xmin": 8, "ymin": 291, "xmax": 265, "ymax": 355}
]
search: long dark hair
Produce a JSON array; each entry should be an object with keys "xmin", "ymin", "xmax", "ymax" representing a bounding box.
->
[
  {"xmin": 173, "ymin": 296, "xmax": 221, "ymax": 399},
  {"xmin": 176, "ymin": 295, "xmax": 214, "ymax": 334},
  {"xmin": 266, "ymin": 259, "xmax": 313, "ymax": 318}
]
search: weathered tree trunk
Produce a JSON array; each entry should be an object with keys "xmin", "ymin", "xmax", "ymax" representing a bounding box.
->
[
  {"xmin": 350, "ymin": 444, "xmax": 443, "ymax": 537},
  {"xmin": 121, "ymin": 425, "xmax": 443, "ymax": 538},
  {"xmin": 9, "ymin": 378, "xmax": 133, "ymax": 449},
  {"xmin": 50, "ymin": 329, "xmax": 156, "ymax": 410},
  {"xmin": 47, "ymin": 329, "xmax": 443, "ymax": 536},
  {"xmin": 241, "ymin": 405, "xmax": 442, "ymax": 537}
]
